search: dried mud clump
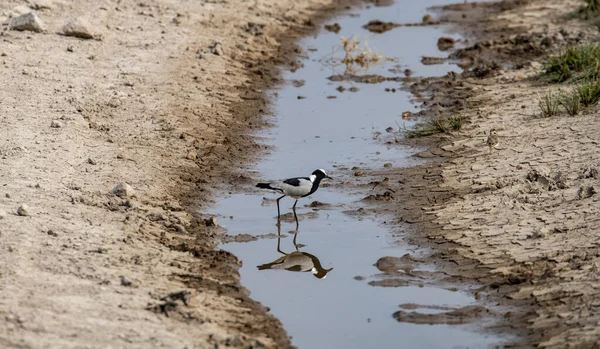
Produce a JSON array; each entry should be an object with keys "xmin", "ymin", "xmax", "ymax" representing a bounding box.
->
[
  {"xmin": 437, "ymin": 37, "xmax": 456, "ymax": 51},
  {"xmin": 363, "ymin": 20, "xmax": 400, "ymax": 33},
  {"xmin": 393, "ymin": 305, "xmax": 489, "ymax": 325},
  {"xmin": 525, "ymin": 167, "xmax": 569, "ymax": 191},
  {"xmin": 577, "ymin": 185, "xmax": 596, "ymax": 199},
  {"xmin": 324, "ymin": 23, "xmax": 341, "ymax": 33},
  {"xmin": 362, "ymin": 191, "xmax": 394, "ymax": 201}
]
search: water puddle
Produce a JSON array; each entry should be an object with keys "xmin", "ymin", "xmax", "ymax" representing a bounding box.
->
[{"xmin": 211, "ymin": 0, "xmax": 504, "ymax": 347}]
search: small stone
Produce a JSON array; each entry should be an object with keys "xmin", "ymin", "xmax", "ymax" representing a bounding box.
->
[
  {"xmin": 10, "ymin": 12, "xmax": 45, "ymax": 33},
  {"xmin": 173, "ymin": 224, "xmax": 187, "ymax": 233},
  {"xmin": 63, "ymin": 17, "xmax": 95, "ymax": 39},
  {"xmin": 17, "ymin": 204, "xmax": 30, "ymax": 216},
  {"xmin": 186, "ymin": 151, "xmax": 197, "ymax": 160},
  {"xmin": 30, "ymin": 0, "xmax": 54, "ymax": 10},
  {"xmin": 384, "ymin": 163, "xmax": 392, "ymax": 168},
  {"xmin": 385, "ymin": 127, "xmax": 394, "ymax": 133},
  {"xmin": 577, "ymin": 185, "xmax": 596, "ymax": 200},
  {"xmin": 204, "ymin": 216, "xmax": 218, "ymax": 227},
  {"xmin": 0, "ymin": 210, "xmax": 6, "ymax": 220},
  {"xmin": 422, "ymin": 14, "xmax": 433, "ymax": 24},
  {"xmin": 87, "ymin": 158, "xmax": 97, "ymax": 165},
  {"xmin": 120, "ymin": 276, "xmax": 134, "ymax": 287},
  {"xmin": 336, "ymin": 86, "xmax": 346, "ymax": 92},
  {"xmin": 50, "ymin": 120, "xmax": 63, "ymax": 128},
  {"xmin": 112, "ymin": 182, "xmax": 135, "ymax": 198},
  {"xmin": 210, "ymin": 41, "xmax": 224, "ymax": 56},
  {"xmin": 530, "ymin": 61, "xmax": 542, "ymax": 69},
  {"xmin": 66, "ymin": 46, "xmax": 74, "ymax": 52},
  {"xmin": 354, "ymin": 171, "xmax": 364, "ymax": 177}
]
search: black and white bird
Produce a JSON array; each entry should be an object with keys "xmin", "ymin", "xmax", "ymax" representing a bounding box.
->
[{"xmin": 256, "ymin": 169, "xmax": 332, "ymax": 223}]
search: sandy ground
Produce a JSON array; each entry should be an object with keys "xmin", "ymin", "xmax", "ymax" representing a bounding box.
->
[
  {"xmin": 355, "ymin": 0, "xmax": 600, "ymax": 347},
  {"xmin": 0, "ymin": 0, "xmax": 349, "ymax": 347}
]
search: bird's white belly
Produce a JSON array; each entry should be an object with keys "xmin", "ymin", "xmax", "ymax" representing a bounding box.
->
[{"xmin": 283, "ymin": 186, "xmax": 310, "ymax": 198}]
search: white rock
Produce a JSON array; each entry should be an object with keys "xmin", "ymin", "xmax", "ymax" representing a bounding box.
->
[
  {"xmin": 10, "ymin": 12, "xmax": 44, "ymax": 33},
  {"xmin": 30, "ymin": 0, "xmax": 54, "ymax": 10},
  {"xmin": 10, "ymin": 6, "xmax": 32, "ymax": 17},
  {"xmin": 63, "ymin": 17, "xmax": 94, "ymax": 39},
  {"xmin": 50, "ymin": 120, "xmax": 63, "ymax": 128},
  {"xmin": 210, "ymin": 42, "xmax": 224, "ymax": 56},
  {"xmin": 112, "ymin": 182, "xmax": 135, "ymax": 198},
  {"xmin": 17, "ymin": 204, "xmax": 30, "ymax": 216},
  {"xmin": 0, "ymin": 210, "xmax": 6, "ymax": 219}
]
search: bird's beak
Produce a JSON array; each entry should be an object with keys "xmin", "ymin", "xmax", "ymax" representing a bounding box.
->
[{"xmin": 326, "ymin": 175, "xmax": 333, "ymax": 180}]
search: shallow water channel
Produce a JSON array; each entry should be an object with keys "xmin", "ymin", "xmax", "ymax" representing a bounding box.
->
[{"xmin": 211, "ymin": 1, "xmax": 503, "ymax": 348}]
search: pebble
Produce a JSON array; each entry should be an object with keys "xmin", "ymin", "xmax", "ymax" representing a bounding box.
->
[
  {"xmin": 29, "ymin": 0, "xmax": 54, "ymax": 10},
  {"xmin": 63, "ymin": 17, "xmax": 95, "ymax": 39},
  {"xmin": 0, "ymin": 210, "xmax": 6, "ymax": 220},
  {"xmin": 112, "ymin": 182, "xmax": 135, "ymax": 198},
  {"xmin": 384, "ymin": 163, "xmax": 392, "ymax": 168},
  {"xmin": 205, "ymin": 216, "xmax": 218, "ymax": 227},
  {"xmin": 120, "ymin": 276, "xmax": 134, "ymax": 287},
  {"xmin": 186, "ymin": 151, "xmax": 197, "ymax": 160},
  {"xmin": 17, "ymin": 204, "xmax": 30, "ymax": 216},
  {"xmin": 50, "ymin": 120, "xmax": 63, "ymax": 128},
  {"xmin": 10, "ymin": 12, "xmax": 45, "ymax": 33},
  {"xmin": 173, "ymin": 224, "xmax": 187, "ymax": 233},
  {"xmin": 30, "ymin": 0, "xmax": 54, "ymax": 10},
  {"xmin": 87, "ymin": 158, "xmax": 97, "ymax": 165},
  {"xmin": 210, "ymin": 41, "xmax": 224, "ymax": 56}
]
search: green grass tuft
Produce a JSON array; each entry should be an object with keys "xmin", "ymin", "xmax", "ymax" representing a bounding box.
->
[
  {"xmin": 575, "ymin": 80, "xmax": 600, "ymax": 106},
  {"xmin": 448, "ymin": 115, "xmax": 465, "ymax": 131},
  {"xmin": 538, "ymin": 91, "xmax": 560, "ymax": 117},
  {"xmin": 402, "ymin": 115, "xmax": 466, "ymax": 138},
  {"xmin": 544, "ymin": 44, "xmax": 600, "ymax": 83},
  {"xmin": 559, "ymin": 91, "xmax": 581, "ymax": 116}
]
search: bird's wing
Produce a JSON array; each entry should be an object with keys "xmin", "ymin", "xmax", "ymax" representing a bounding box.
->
[{"xmin": 282, "ymin": 177, "xmax": 310, "ymax": 186}]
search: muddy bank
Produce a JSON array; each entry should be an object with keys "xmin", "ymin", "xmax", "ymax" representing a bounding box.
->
[
  {"xmin": 356, "ymin": 0, "xmax": 600, "ymax": 346},
  {"xmin": 0, "ymin": 0, "xmax": 358, "ymax": 347}
]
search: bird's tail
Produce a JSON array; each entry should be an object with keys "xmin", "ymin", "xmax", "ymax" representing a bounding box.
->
[{"xmin": 256, "ymin": 182, "xmax": 274, "ymax": 190}]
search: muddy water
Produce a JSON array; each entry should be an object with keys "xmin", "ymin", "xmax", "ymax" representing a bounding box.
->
[{"xmin": 213, "ymin": 1, "xmax": 503, "ymax": 348}]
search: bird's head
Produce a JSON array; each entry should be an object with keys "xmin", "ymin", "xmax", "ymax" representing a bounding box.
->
[
  {"xmin": 312, "ymin": 169, "xmax": 332, "ymax": 180},
  {"xmin": 490, "ymin": 129, "xmax": 497, "ymax": 135}
]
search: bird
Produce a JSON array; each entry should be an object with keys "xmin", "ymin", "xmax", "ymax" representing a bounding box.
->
[
  {"xmin": 486, "ymin": 129, "xmax": 500, "ymax": 153},
  {"xmin": 256, "ymin": 169, "xmax": 332, "ymax": 224}
]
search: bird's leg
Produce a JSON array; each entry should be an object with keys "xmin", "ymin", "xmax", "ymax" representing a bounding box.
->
[
  {"xmin": 292, "ymin": 200, "xmax": 299, "ymax": 229},
  {"xmin": 292, "ymin": 230, "xmax": 299, "ymax": 250},
  {"xmin": 276, "ymin": 229, "xmax": 286, "ymax": 255},
  {"xmin": 276, "ymin": 195, "xmax": 285, "ymax": 225}
]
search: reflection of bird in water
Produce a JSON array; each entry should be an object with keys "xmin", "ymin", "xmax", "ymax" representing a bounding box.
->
[
  {"xmin": 486, "ymin": 129, "xmax": 500, "ymax": 154},
  {"xmin": 257, "ymin": 228, "xmax": 333, "ymax": 279},
  {"xmin": 256, "ymin": 169, "xmax": 332, "ymax": 227}
]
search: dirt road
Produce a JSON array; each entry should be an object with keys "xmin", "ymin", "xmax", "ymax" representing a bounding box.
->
[{"xmin": 0, "ymin": 0, "xmax": 346, "ymax": 347}]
